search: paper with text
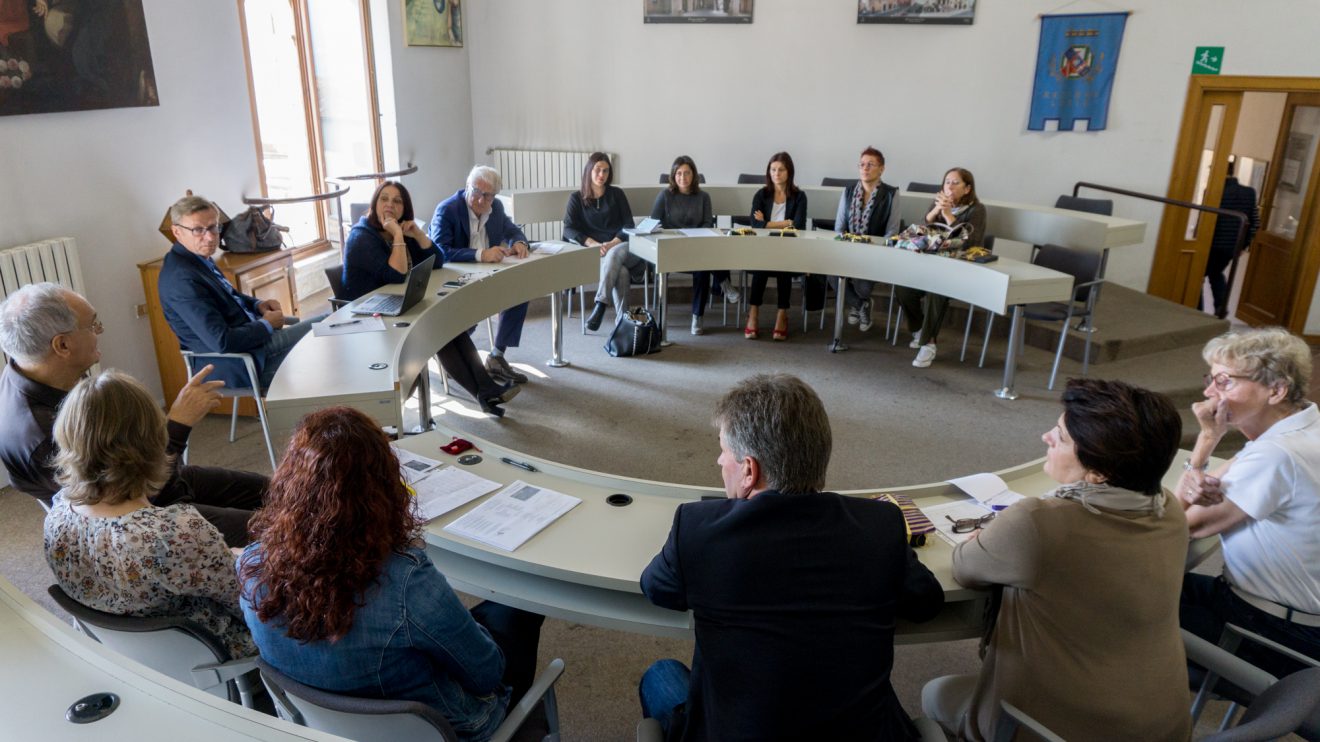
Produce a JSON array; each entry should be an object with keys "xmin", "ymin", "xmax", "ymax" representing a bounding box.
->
[
  {"xmin": 678, "ymin": 228, "xmax": 723, "ymax": 238},
  {"xmin": 393, "ymin": 447, "xmax": 443, "ymax": 484},
  {"xmin": 921, "ymin": 500, "xmax": 997, "ymax": 546},
  {"xmin": 313, "ymin": 315, "xmax": 387, "ymax": 337},
  {"xmin": 411, "ymin": 467, "xmax": 502, "ymax": 522},
  {"xmin": 443, "ymin": 480, "xmax": 581, "ymax": 551},
  {"xmin": 947, "ymin": 472, "xmax": 1025, "ymax": 509}
]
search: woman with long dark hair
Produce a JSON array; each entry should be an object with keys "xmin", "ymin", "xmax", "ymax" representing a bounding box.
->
[
  {"xmin": 746, "ymin": 151, "xmax": 809, "ymax": 340},
  {"xmin": 239, "ymin": 407, "xmax": 544, "ymax": 740},
  {"xmin": 564, "ymin": 152, "xmax": 644, "ymax": 332},
  {"xmin": 651, "ymin": 155, "xmax": 722, "ymax": 335}
]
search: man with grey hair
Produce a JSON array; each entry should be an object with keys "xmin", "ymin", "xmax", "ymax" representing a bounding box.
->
[
  {"xmin": 428, "ymin": 166, "xmax": 531, "ymax": 385},
  {"xmin": 639, "ymin": 373, "xmax": 944, "ymax": 741},
  {"xmin": 0, "ymin": 283, "xmax": 266, "ymax": 545},
  {"xmin": 159, "ymin": 194, "xmax": 317, "ymax": 391}
]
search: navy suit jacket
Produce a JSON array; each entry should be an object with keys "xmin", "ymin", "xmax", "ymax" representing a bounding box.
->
[
  {"xmin": 158, "ymin": 243, "xmax": 271, "ymax": 388},
  {"xmin": 428, "ymin": 189, "xmax": 529, "ymax": 264},
  {"xmin": 641, "ymin": 490, "xmax": 944, "ymax": 742}
]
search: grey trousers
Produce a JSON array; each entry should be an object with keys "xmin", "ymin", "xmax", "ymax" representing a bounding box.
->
[{"xmin": 595, "ymin": 241, "xmax": 647, "ymax": 317}]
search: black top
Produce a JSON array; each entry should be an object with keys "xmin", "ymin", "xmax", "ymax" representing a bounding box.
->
[
  {"xmin": 750, "ymin": 188, "xmax": 809, "ymax": 230},
  {"xmin": 0, "ymin": 359, "xmax": 192, "ymax": 505},
  {"xmin": 642, "ymin": 489, "xmax": 945, "ymax": 742},
  {"xmin": 1211, "ymin": 177, "xmax": 1261, "ymax": 254},
  {"xmin": 562, "ymin": 186, "xmax": 634, "ymax": 245}
]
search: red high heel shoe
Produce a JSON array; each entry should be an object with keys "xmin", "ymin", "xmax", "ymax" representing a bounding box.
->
[
  {"xmin": 744, "ymin": 322, "xmax": 758, "ymax": 339},
  {"xmin": 772, "ymin": 326, "xmax": 789, "ymax": 341}
]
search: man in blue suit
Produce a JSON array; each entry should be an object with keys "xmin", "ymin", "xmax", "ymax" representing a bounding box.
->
[
  {"xmin": 158, "ymin": 195, "xmax": 315, "ymax": 391},
  {"xmin": 428, "ymin": 166, "xmax": 531, "ymax": 385}
]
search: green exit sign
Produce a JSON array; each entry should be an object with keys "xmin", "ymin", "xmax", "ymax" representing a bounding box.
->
[{"xmin": 1193, "ymin": 46, "xmax": 1224, "ymax": 75}]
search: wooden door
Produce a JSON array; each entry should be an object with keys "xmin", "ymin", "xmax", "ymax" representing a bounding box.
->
[
  {"xmin": 1148, "ymin": 90, "xmax": 1242, "ymax": 304},
  {"xmin": 1237, "ymin": 93, "xmax": 1320, "ymax": 329}
]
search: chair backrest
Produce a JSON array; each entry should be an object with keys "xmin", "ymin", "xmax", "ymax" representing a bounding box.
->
[
  {"xmin": 1202, "ymin": 668, "xmax": 1320, "ymax": 742},
  {"xmin": 1054, "ymin": 195, "xmax": 1114, "ymax": 216},
  {"xmin": 181, "ymin": 350, "xmax": 260, "ymax": 396},
  {"xmin": 983, "ymin": 234, "xmax": 996, "ymax": 251},
  {"xmin": 736, "ymin": 173, "xmax": 762, "ymax": 185},
  {"xmin": 323, "ymin": 266, "xmax": 348, "ymax": 301},
  {"xmin": 820, "ymin": 176, "xmax": 853, "ymax": 187},
  {"xmin": 658, "ymin": 173, "xmax": 707, "ymax": 184},
  {"xmin": 47, "ymin": 584, "xmax": 239, "ymax": 703},
  {"xmin": 1031, "ymin": 244, "xmax": 1103, "ymax": 303},
  {"xmin": 256, "ymin": 658, "xmax": 456, "ymax": 742},
  {"xmin": 907, "ymin": 181, "xmax": 942, "ymax": 194}
]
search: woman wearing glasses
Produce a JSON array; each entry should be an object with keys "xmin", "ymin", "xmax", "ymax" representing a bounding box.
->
[
  {"xmin": 240, "ymin": 406, "xmax": 544, "ymax": 740},
  {"xmin": 831, "ymin": 147, "xmax": 901, "ymax": 332},
  {"xmin": 342, "ymin": 181, "xmax": 518, "ymax": 417},
  {"xmin": 1178, "ymin": 327, "xmax": 1320, "ymax": 677},
  {"xmin": 923, "ymin": 378, "xmax": 1191, "ymax": 742}
]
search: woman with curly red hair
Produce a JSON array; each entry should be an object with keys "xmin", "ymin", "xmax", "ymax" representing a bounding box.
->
[{"xmin": 238, "ymin": 407, "xmax": 544, "ymax": 741}]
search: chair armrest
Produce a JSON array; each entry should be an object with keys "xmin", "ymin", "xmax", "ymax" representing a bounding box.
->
[
  {"xmin": 1182, "ymin": 628, "xmax": 1277, "ymax": 698},
  {"xmin": 637, "ymin": 717, "xmax": 664, "ymax": 742},
  {"xmin": 1074, "ymin": 278, "xmax": 1106, "ymax": 290},
  {"xmin": 328, "ymin": 298, "xmax": 348, "ymax": 310},
  {"xmin": 191, "ymin": 655, "xmax": 259, "ymax": 693},
  {"xmin": 1226, "ymin": 623, "xmax": 1320, "ymax": 668},
  {"xmin": 993, "ymin": 701, "xmax": 1065, "ymax": 742},
  {"xmin": 491, "ymin": 658, "xmax": 566, "ymax": 742}
]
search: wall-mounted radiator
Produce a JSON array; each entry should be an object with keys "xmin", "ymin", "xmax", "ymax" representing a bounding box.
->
[
  {"xmin": 487, "ymin": 148, "xmax": 610, "ymax": 242},
  {"xmin": 0, "ymin": 237, "xmax": 85, "ymax": 304}
]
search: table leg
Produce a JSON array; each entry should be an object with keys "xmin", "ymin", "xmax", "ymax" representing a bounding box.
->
[
  {"xmin": 658, "ymin": 272, "xmax": 672, "ymax": 346},
  {"xmin": 548, "ymin": 290, "xmax": 569, "ymax": 368},
  {"xmin": 416, "ymin": 370, "xmax": 435, "ymax": 431},
  {"xmin": 994, "ymin": 306, "xmax": 1024, "ymax": 400},
  {"xmin": 829, "ymin": 277, "xmax": 849, "ymax": 353}
]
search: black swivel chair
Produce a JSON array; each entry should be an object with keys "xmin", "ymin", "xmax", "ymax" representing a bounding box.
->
[
  {"xmin": 658, "ymin": 173, "xmax": 706, "ymax": 184},
  {"xmin": 731, "ymin": 173, "xmax": 762, "ymax": 227},
  {"xmin": 907, "ymin": 181, "xmax": 942, "ymax": 194},
  {"xmin": 323, "ymin": 266, "xmax": 349, "ymax": 310},
  {"xmin": 814, "ymin": 177, "xmax": 854, "ymax": 231},
  {"xmin": 1054, "ymin": 194, "xmax": 1114, "ymax": 216}
]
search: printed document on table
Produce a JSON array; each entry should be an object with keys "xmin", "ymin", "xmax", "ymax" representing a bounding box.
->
[
  {"xmin": 678, "ymin": 228, "xmax": 722, "ymax": 238},
  {"xmin": 312, "ymin": 316, "xmax": 387, "ymax": 336},
  {"xmin": 410, "ymin": 466, "xmax": 502, "ymax": 522},
  {"xmin": 531, "ymin": 241, "xmax": 570, "ymax": 255},
  {"xmin": 921, "ymin": 500, "xmax": 997, "ymax": 546},
  {"xmin": 443, "ymin": 480, "xmax": 581, "ymax": 551},
  {"xmin": 946, "ymin": 472, "xmax": 1025, "ymax": 510},
  {"xmin": 392, "ymin": 446, "xmax": 442, "ymax": 484}
]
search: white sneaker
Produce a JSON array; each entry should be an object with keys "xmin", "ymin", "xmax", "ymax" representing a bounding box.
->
[
  {"xmin": 908, "ymin": 329, "xmax": 923, "ymax": 349},
  {"xmin": 847, "ymin": 307, "xmax": 860, "ymax": 326},
  {"xmin": 858, "ymin": 300, "xmax": 874, "ymax": 332},
  {"xmin": 913, "ymin": 343, "xmax": 937, "ymax": 368},
  {"xmin": 721, "ymin": 279, "xmax": 741, "ymax": 304},
  {"xmin": 691, "ymin": 314, "xmax": 705, "ymax": 335}
]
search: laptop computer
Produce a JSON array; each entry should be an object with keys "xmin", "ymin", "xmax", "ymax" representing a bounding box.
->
[{"xmin": 351, "ymin": 256, "xmax": 435, "ymax": 316}]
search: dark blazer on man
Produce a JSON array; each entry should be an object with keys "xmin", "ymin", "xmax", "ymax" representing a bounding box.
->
[
  {"xmin": 158, "ymin": 242, "xmax": 270, "ymax": 389},
  {"xmin": 642, "ymin": 490, "xmax": 945, "ymax": 742}
]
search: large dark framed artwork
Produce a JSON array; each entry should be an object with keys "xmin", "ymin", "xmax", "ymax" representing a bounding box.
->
[
  {"xmin": 644, "ymin": 0, "xmax": 753, "ymax": 24},
  {"xmin": 0, "ymin": 0, "xmax": 159, "ymax": 117},
  {"xmin": 858, "ymin": 0, "xmax": 976, "ymax": 25}
]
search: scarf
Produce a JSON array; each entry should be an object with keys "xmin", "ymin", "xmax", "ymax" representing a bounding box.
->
[
  {"xmin": 1046, "ymin": 480, "xmax": 1166, "ymax": 517},
  {"xmin": 848, "ymin": 181, "xmax": 880, "ymax": 235}
]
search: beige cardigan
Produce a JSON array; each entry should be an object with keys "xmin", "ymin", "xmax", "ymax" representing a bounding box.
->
[{"xmin": 952, "ymin": 494, "xmax": 1191, "ymax": 742}]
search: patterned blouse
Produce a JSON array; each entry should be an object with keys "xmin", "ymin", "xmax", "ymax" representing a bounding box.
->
[{"xmin": 44, "ymin": 494, "xmax": 256, "ymax": 658}]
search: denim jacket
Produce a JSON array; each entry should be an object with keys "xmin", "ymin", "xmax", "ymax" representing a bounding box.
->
[{"xmin": 240, "ymin": 544, "xmax": 509, "ymax": 741}]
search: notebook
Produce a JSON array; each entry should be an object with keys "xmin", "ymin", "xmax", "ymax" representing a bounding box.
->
[{"xmin": 351, "ymin": 256, "xmax": 435, "ymax": 316}]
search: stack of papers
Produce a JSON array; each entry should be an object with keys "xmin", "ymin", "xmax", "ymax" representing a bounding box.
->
[
  {"xmin": 921, "ymin": 500, "xmax": 997, "ymax": 546},
  {"xmin": 392, "ymin": 446, "xmax": 502, "ymax": 521},
  {"xmin": 946, "ymin": 473, "xmax": 1025, "ymax": 510},
  {"xmin": 444, "ymin": 480, "xmax": 581, "ymax": 552}
]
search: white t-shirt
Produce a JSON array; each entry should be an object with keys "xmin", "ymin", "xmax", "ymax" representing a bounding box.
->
[
  {"xmin": 468, "ymin": 205, "xmax": 489, "ymax": 253},
  {"xmin": 770, "ymin": 200, "xmax": 787, "ymax": 224},
  {"xmin": 1221, "ymin": 402, "xmax": 1320, "ymax": 613}
]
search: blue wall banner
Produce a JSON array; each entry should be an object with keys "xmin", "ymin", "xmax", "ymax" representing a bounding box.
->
[{"xmin": 1028, "ymin": 12, "xmax": 1129, "ymax": 132}]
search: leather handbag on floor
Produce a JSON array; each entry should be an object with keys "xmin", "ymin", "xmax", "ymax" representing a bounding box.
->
[{"xmin": 605, "ymin": 308, "xmax": 662, "ymax": 357}]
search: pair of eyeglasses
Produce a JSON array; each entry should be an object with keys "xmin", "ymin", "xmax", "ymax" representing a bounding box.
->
[
  {"xmin": 946, "ymin": 513, "xmax": 995, "ymax": 534},
  {"xmin": 1203, "ymin": 372, "xmax": 1251, "ymax": 391},
  {"xmin": 86, "ymin": 319, "xmax": 104, "ymax": 335},
  {"xmin": 175, "ymin": 223, "xmax": 222, "ymax": 237},
  {"xmin": 471, "ymin": 189, "xmax": 497, "ymax": 202}
]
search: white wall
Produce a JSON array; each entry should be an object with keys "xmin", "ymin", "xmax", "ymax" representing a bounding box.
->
[
  {"xmin": 0, "ymin": 0, "xmax": 259, "ymax": 399},
  {"xmin": 462, "ymin": 0, "xmax": 1320, "ymax": 291}
]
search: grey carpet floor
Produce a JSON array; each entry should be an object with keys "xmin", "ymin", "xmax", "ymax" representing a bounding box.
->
[{"xmin": 0, "ymin": 289, "xmax": 1257, "ymax": 740}]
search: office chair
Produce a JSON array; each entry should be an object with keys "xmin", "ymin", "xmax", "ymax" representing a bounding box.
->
[
  {"xmin": 1054, "ymin": 194, "xmax": 1114, "ymax": 216},
  {"xmin": 180, "ymin": 349, "xmax": 277, "ymax": 469},
  {"xmin": 48, "ymin": 584, "xmax": 261, "ymax": 708},
  {"xmin": 814, "ymin": 177, "xmax": 853, "ymax": 231},
  {"xmin": 322, "ymin": 266, "xmax": 349, "ymax": 309},
  {"xmin": 658, "ymin": 173, "xmax": 706, "ymax": 184},
  {"xmin": 731, "ymin": 173, "xmax": 762, "ymax": 227},
  {"xmin": 258, "ymin": 656, "xmax": 566, "ymax": 742},
  {"xmin": 991, "ymin": 701, "xmax": 1066, "ymax": 742},
  {"xmin": 1186, "ymin": 625, "xmax": 1320, "ymax": 739},
  {"xmin": 907, "ymin": 181, "xmax": 942, "ymax": 194}
]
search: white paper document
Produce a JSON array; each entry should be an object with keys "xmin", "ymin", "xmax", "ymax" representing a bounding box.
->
[
  {"xmin": 921, "ymin": 500, "xmax": 997, "ymax": 546},
  {"xmin": 392, "ymin": 446, "xmax": 443, "ymax": 484},
  {"xmin": 946, "ymin": 472, "xmax": 1025, "ymax": 510},
  {"xmin": 313, "ymin": 315, "xmax": 387, "ymax": 336},
  {"xmin": 443, "ymin": 480, "xmax": 581, "ymax": 551},
  {"xmin": 677, "ymin": 228, "xmax": 722, "ymax": 238},
  {"xmin": 410, "ymin": 466, "xmax": 503, "ymax": 522},
  {"xmin": 530, "ymin": 241, "xmax": 570, "ymax": 255}
]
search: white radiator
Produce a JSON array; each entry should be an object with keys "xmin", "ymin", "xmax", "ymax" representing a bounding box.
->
[
  {"xmin": 0, "ymin": 237, "xmax": 85, "ymax": 301},
  {"xmin": 487, "ymin": 148, "xmax": 608, "ymax": 242}
]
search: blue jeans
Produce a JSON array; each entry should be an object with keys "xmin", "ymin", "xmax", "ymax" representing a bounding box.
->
[
  {"xmin": 639, "ymin": 659, "xmax": 691, "ymax": 737},
  {"xmin": 257, "ymin": 315, "xmax": 321, "ymax": 389}
]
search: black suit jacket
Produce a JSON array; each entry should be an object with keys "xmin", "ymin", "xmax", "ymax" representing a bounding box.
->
[{"xmin": 642, "ymin": 490, "xmax": 944, "ymax": 742}]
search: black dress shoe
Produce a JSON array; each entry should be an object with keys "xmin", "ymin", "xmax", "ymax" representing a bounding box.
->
[
  {"xmin": 586, "ymin": 302, "xmax": 608, "ymax": 332},
  {"xmin": 479, "ymin": 383, "xmax": 520, "ymax": 417}
]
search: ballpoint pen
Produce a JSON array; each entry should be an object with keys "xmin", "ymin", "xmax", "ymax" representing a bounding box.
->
[{"xmin": 328, "ymin": 320, "xmax": 361, "ymax": 328}]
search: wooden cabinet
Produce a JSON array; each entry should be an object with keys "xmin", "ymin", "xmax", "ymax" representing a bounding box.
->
[{"xmin": 138, "ymin": 250, "xmax": 299, "ymax": 416}]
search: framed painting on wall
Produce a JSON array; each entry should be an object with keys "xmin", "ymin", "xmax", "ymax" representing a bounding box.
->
[
  {"xmin": 404, "ymin": 0, "xmax": 462, "ymax": 47},
  {"xmin": 858, "ymin": 0, "xmax": 976, "ymax": 25},
  {"xmin": 0, "ymin": 0, "xmax": 158, "ymax": 117},
  {"xmin": 644, "ymin": 0, "xmax": 753, "ymax": 24}
]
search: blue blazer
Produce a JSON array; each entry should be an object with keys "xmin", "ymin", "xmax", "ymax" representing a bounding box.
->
[
  {"xmin": 158, "ymin": 243, "xmax": 271, "ymax": 389},
  {"xmin": 428, "ymin": 189, "xmax": 529, "ymax": 264}
]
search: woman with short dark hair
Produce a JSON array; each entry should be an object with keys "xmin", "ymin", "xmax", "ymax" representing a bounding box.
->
[
  {"xmin": 651, "ymin": 155, "xmax": 721, "ymax": 336},
  {"xmin": 922, "ymin": 378, "xmax": 1191, "ymax": 742},
  {"xmin": 831, "ymin": 147, "xmax": 900, "ymax": 332},
  {"xmin": 240, "ymin": 406, "xmax": 544, "ymax": 740}
]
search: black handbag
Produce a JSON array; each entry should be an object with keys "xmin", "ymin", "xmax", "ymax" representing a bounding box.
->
[
  {"xmin": 222, "ymin": 205, "xmax": 286, "ymax": 253},
  {"xmin": 605, "ymin": 308, "xmax": 662, "ymax": 357}
]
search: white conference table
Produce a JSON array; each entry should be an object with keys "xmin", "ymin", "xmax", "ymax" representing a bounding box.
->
[
  {"xmin": 264, "ymin": 245, "xmax": 598, "ymax": 432},
  {"xmin": 0, "ymin": 575, "xmax": 340, "ymax": 741},
  {"xmin": 402, "ymin": 423, "xmax": 1213, "ymax": 644},
  {"xmin": 629, "ymin": 229, "xmax": 1073, "ymax": 399}
]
